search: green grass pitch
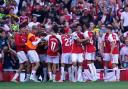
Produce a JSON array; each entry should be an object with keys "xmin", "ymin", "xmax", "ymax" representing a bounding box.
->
[{"xmin": 0, "ymin": 81, "xmax": 128, "ymax": 89}]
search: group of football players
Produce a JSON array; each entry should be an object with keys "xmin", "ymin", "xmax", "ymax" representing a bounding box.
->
[{"xmin": 10, "ymin": 23, "xmax": 128, "ymax": 83}]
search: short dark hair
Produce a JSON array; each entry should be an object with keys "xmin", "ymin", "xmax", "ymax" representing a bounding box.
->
[
  {"xmin": 106, "ymin": 24, "xmax": 113, "ymax": 30},
  {"xmin": 52, "ymin": 25, "xmax": 58, "ymax": 33},
  {"xmin": 32, "ymin": 26, "xmax": 37, "ymax": 30},
  {"xmin": 76, "ymin": 23, "xmax": 81, "ymax": 28}
]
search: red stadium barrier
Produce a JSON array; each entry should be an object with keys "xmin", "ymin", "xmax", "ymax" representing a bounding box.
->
[
  {"xmin": 0, "ymin": 71, "xmax": 3, "ymax": 81},
  {"xmin": 1, "ymin": 69, "xmax": 128, "ymax": 82},
  {"xmin": 0, "ymin": 63, "xmax": 2, "ymax": 71},
  {"xmin": 120, "ymin": 69, "xmax": 128, "ymax": 81},
  {"xmin": 3, "ymin": 71, "xmax": 11, "ymax": 82},
  {"xmin": 0, "ymin": 63, "xmax": 3, "ymax": 81},
  {"xmin": 56, "ymin": 71, "xmax": 61, "ymax": 81},
  {"xmin": 2, "ymin": 70, "xmax": 18, "ymax": 82}
]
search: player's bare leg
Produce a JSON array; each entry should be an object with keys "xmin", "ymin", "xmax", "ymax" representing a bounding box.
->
[
  {"xmin": 11, "ymin": 63, "xmax": 24, "ymax": 82},
  {"xmin": 59, "ymin": 63, "xmax": 72, "ymax": 82},
  {"xmin": 104, "ymin": 61, "xmax": 109, "ymax": 81},
  {"xmin": 71, "ymin": 62, "xmax": 77, "ymax": 82},
  {"xmin": 113, "ymin": 63, "xmax": 120, "ymax": 82},
  {"xmin": 77, "ymin": 62, "xmax": 83, "ymax": 82},
  {"xmin": 59, "ymin": 63, "xmax": 65, "ymax": 82},
  {"xmin": 30, "ymin": 62, "xmax": 40, "ymax": 82},
  {"xmin": 67, "ymin": 64, "xmax": 72, "ymax": 82},
  {"xmin": 24, "ymin": 61, "xmax": 31, "ymax": 82},
  {"xmin": 42, "ymin": 62, "xmax": 47, "ymax": 82},
  {"xmin": 48, "ymin": 63, "xmax": 53, "ymax": 81},
  {"xmin": 91, "ymin": 60, "xmax": 98, "ymax": 80},
  {"xmin": 87, "ymin": 60, "xmax": 97, "ymax": 81},
  {"xmin": 52, "ymin": 64, "xmax": 57, "ymax": 82}
]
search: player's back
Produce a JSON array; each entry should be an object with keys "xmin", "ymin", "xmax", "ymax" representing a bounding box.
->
[
  {"xmin": 47, "ymin": 35, "xmax": 60, "ymax": 56},
  {"xmin": 61, "ymin": 34, "xmax": 72, "ymax": 53}
]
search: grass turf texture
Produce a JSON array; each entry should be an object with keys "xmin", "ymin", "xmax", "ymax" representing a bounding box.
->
[{"xmin": 0, "ymin": 81, "xmax": 128, "ymax": 89}]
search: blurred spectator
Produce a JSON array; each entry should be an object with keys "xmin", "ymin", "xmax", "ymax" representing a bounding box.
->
[
  {"xmin": 0, "ymin": 31, "xmax": 8, "ymax": 49},
  {"xmin": 0, "ymin": 0, "xmax": 4, "ymax": 6},
  {"xmin": 28, "ymin": 15, "xmax": 40, "ymax": 30},
  {"xmin": 79, "ymin": 8, "xmax": 93, "ymax": 27},
  {"xmin": 19, "ymin": 9, "xmax": 29, "ymax": 28},
  {"xmin": 32, "ymin": 3, "xmax": 49, "ymax": 23},
  {"xmin": 2, "ymin": 46, "xmax": 18, "ymax": 69},
  {"xmin": 120, "ymin": 37, "xmax": 128, "ymax": 68},
  {"xmin": 121, "ymin": 5, "xmax": 128, "ymax": 33}
]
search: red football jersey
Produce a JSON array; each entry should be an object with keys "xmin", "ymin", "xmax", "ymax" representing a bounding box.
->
[
  {"xmin": 46, "ymin": 35, "xmax": 59, "ymax": 56},
  {"xmin": 108, "ymin": 33, "xmax": 119, "ymax": 54},
  {"xmin": 61, "ymin": 34, "xmax": 72, "ymax": 53},
  {"xmin": 15, "ymin": 33, "xmax": 27, "ymax": 52},
  {"xmin": 71, "ymin": 32, "xmax": 84, "ymax": 53},
  {"xmin": 84, "ymin": 31, "xmax": 95, "ymax": 53},
  {"xmin": 102, "ymin": 33, "xmax": 111, "ymax": 53}
]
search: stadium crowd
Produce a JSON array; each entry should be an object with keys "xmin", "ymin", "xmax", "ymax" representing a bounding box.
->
[{"xmin": 0, "ymin": 0, "xmax": 128, "ymax": 82}]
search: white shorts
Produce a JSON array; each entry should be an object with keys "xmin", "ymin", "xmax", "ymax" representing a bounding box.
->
[
  {"xmin": 47, "ymin": 55, "xmax": 59, "ymax": 64},
  {"xmin": 111, "ymin": 54, "xmax": 119, "ymax": 64},
  {"xmin": 17, "ymin": 51, "xmax": 28, "ymax": 64},
  {"xmin": 103, "ymin": 53, "xmax": 111, "ymax": 61},
  {"xmin": 61, "ymin": 53, "xmax": 72, "ymax": 64},
  {"xmin": 103, "ymin": 53, "xmax": 119, "ymax": 63},
  {"xmin": 27, "ymin": 50, "xmax": 40, "ymax": 63},
  {"xmin": 39, "ymin": 54, "xmax": 47, "ymax": 62},
  {"xmin": 85, "ymin": 52, "xmax": 95, "ymax": 61},
  {"xmin": 71, "ymin": 53, "xmax": 84, "ymax": 63}
]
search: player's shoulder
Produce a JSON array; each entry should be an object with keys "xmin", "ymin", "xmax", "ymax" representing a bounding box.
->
[
  {"xmin": 72, "ymin": 32, "xmax": 77, "ymax": 35},
  {"xmin": 109, "ymin": 33, "xmax": 117, "ymax": 37},
  {"xmin": 113, "ymin": 32, "xmax": 118, "ymax": 35},
  {"xmin": 56, "ymin": 34, "xmax": 61, "ymax": 37},
  {"xmin": 112, "ymin": 33, "xmax": 119, "ymax": 38},
  {"xmin": 84, "ymin": 31, "xmax": 88, "ymax": 33},
  {"xmin": 107, "ymin": 33, "xmax": 113, "ymax": 39},
  {"xmin": 83, "ymin": 31, "xmax": 90, "ymax": 37},
  {"xmin": 71, "ymin": 32, "xmax": 78, "ymax": 37},
  {"xmin": 80, "ymin": 31, "xmax": 84, "ymax": 34},
  {"xmin": 121, "ymin": 11, "xmax": 126, "ymax": 15},
  {"xmin": 50, "ymin": 35, "xmax": 58, "ymax": 39}
]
